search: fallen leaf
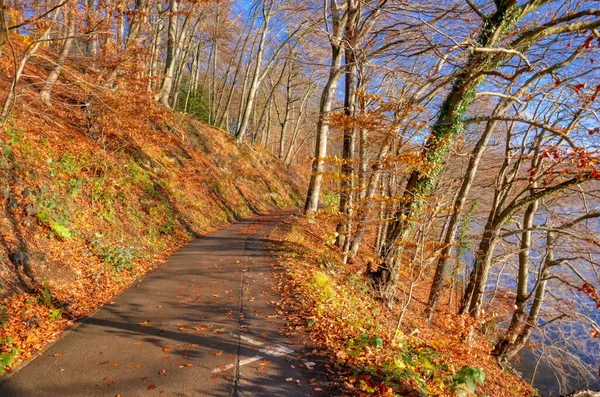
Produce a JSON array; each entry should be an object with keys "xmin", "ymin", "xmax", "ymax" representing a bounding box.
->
[
  {"xmin": 213, "ymin": 328, "xmax": 226, "ymax": 334},
  {"xmin": 159, "ymin": 370, "xmax": 167, "ymax": 375},
  {"xmin": 162, "ymin": 348, "xmax": 171, "ymax": 353},
  {"xmin": 49, "ymin": 353, "xmax": 63, "ymax": 357},
  {"xmin": 113, "ymin": 362, "xmax": 120, "ymax": 367},
  {"xmin": 141, "ymin": 377, "xmax": 148, "ymax": 381},
  {"xmin": 285, "ymin": 378, "xmax": 293, "ymax": 382},
  {"xmin": 314, "ymin": 387, "xmax": 323, "ymax": 392},
  {"xmin": 147, "ymin": 385, "xmax": 157, "ymax": 391},
  {"xmin": 99, "ymin": 361, "xmax": 110, "ymax": 365}
]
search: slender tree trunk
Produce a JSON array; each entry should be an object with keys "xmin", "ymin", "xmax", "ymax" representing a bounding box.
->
[
  {"xmin": 494, "ymin": 232, "xmax": 554, "ymax": 365},
  {"xmin": 304, "ymin": 45, "xmax": 344, "ymax": 213},
  {"xmin": 147, "ymin": 13, "xmax": 162, "ymax": 92},
  {"xmin": 278, "ymin": 64, "xmax": 295, "ymax": 159},
  {"xmin": 155, "ymin": 0, "xmax": 184, "ymax": 106},
  {"xmin": 335, "ymin": 0, "xmax": 359, "ymax": 247},
  {"xmin": 348, "ymin": 138, "xmax": 391, "ymax": 258},
  {"xmin": 284, "ymin": 82, "xmax": 312, "ymax": 165},
  {"xmin": 459, "ymin": 225, "xmax": 500, "ymax": 315},
  {"xmin": 304, "ymin": 0, "xmax": 347, "ymax": 213},
  {"xmin": 235, "ymin": 8, "xmax": 271, "ymax": 143},
  {"xmin": 41, "ymin": 10, "xmax": 75, "ymax": 106},
  {"xmin": 336, "ymin": 50, "xmax": 358, "ymax": 248},
  {"xmin": 85, "ymin": 0, "xmax": 96, "ymax": 57},
  {"xmin": 2, "ymin": 11, "xmax": 58, "ymax": 117},
  {"xmin": 424, "ymin": 119, "xmax": 497, "ymax": 321}
]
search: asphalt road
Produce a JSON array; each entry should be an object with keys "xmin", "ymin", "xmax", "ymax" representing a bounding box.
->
[{"xmin": 0, "ymin": 211, "xmax": 325, "ymax": 397}]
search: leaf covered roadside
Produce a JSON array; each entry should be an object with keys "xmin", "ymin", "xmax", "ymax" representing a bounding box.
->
[
  {"xmin": 270, "ymin": 214, "xmax": 537, "ymax": 397},
  {"xmin": 0, "ymin": 38, "xmax": 304, "ymax": 375}
]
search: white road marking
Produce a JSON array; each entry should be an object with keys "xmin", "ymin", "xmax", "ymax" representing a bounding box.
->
[
  {"xmin": 303, "ymin": 361, "xmax": 316, "ymax": 370},
  {"xmin": 212, "ymin": 355, "xmax": 263, "ymax": 373},
  {"xmin": 259, "ymin": 344, "xmax": 294, "ymax": 357},
  {"xmin": 212, "ymin": 338, "xmax": 296, "ymax": 373},
  {"xmin": 232, "ymin": 333, "xmax": 265, "ymax": 347}
]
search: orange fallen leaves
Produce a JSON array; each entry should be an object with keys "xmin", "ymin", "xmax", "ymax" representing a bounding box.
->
[{"xmin": 271, "ymin": 215, "xmax": 536, "ymax": 397}]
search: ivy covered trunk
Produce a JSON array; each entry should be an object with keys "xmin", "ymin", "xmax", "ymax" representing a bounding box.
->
[{"xmin": 371, "ymin": 1, "xmax": 522, "ymax": 303}]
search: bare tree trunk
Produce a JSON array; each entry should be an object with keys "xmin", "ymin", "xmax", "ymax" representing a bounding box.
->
[
  {"xmin": 348, "ymin": 137, "xmax": 391, "ymax": 258},
  {"xmin": 284, "ymin": 80, "xmax": 313, "ymax": 165},
  {"xmin": 2, "ymin": 8, "xmax": 60, "ymax": 117},
  {"xmin": 336, "ymin": 50, "xmax": 358, "ymax": 248},
  {"xmin": 215, "ymin": 15, "xmax": 256, "ymax": 129},
  {"xmin": 424, "ymin": 119, "xmax": 496, "ymax": 321},
  {"xmin": 278, "ymin": 61, "xmax": 295, "ymax": 159},
  {"xmin": 85, "ymin": 0, "xmax": 97, "ymax": 57},
  {"xmin": 155, "ymin": 0, "xmax": 187, "ymax": 106},
  {"xmin": 494, "ymin": 231, "xmax": 555, "ymax": 365},
  {"xmin": 304, "ymin": 1, "xmax": 347, "ymax": 213},
  {"xmin": 41, "ymin": 9, "xmax": 75, "ymax": 106},
  {"xmin": 147, "ymin": 10, "xmax": 163, "ymax": 92},
  {"xmin": 235, "ymin": 4, "xmax": 272, "ymax": 143}
]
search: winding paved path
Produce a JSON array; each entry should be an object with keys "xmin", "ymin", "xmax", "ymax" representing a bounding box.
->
[{"xmin": 0, "ymin": 211, "xmax": 323, "ymax": 396}]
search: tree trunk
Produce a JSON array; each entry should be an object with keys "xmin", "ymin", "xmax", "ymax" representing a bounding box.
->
[
  {"xmin": 424, "ymin": 119, "xmax": 497, "ymax": 321},
  {"xmin": 235, "ymin": 9, "xmax": 270, "ymax": 143},
  {"xmin": 155, "ymin": 0, "xmax": 183, "ymax": 106},
  {"xmin": 304, "ymin": 44, "xmax": 344, "ymax": 213},
  {"xmin": 335, "ymin": 50, "xmax": 358, "ymax": 248},
  {"xmin": 41, "ymin": 10, "xmax": 75, "ymax": 106},
  {"xmin": 459, "ymin": 224, "xmax": 500, "ymax": 316},
  {"xmin": 2, "ymin": 11, "xmax": 58, "ymax": 117},
  {"xmin": 494, "ymin": 232, "xmax": 554, "ymax": 366},
  {"xmin": 85, "ymin": 0, "xmax": 97, "ymax": 57},
  {"xmin": 348, "ymin": 138, "xmax": 391, "ymax": 258},
  {"xmin": 335, "ymin": 0, "xmax": 359, "ymax": 248},
  {"xmin": 304, "ymin": 1, "xmax": 347, "ymax": 213}
]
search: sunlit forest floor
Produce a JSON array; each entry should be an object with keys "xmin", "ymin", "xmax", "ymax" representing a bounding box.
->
[{"xmin": 271, "ymin": 211, "xmax": 536, "ymax": 397}]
